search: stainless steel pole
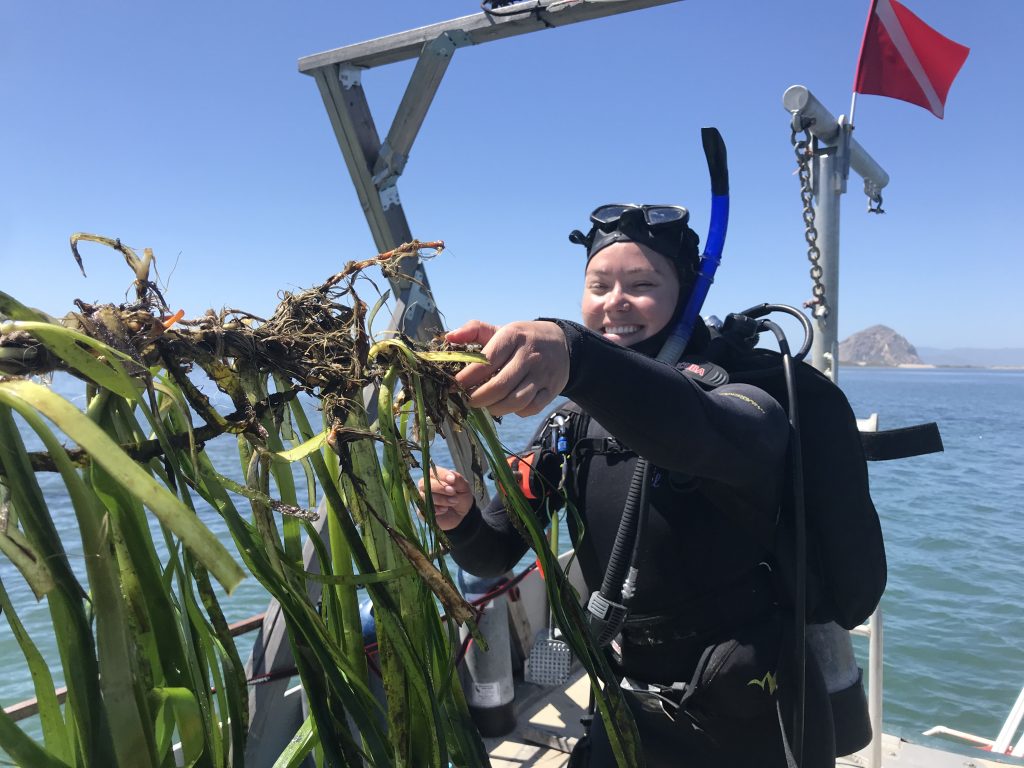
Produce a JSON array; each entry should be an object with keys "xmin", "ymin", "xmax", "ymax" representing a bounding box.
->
[{"xmin": 810, "ymin": 145, "xmax": 843, "ymax": 382}]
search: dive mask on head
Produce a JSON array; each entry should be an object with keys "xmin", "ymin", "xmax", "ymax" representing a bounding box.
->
[
  {"xmin": 569, "ymin": 203, "xmax": 700, "ymax": 274},
  {"xmin": 590, "ymin": 203, "xmax": 689, "ymax": 228}
]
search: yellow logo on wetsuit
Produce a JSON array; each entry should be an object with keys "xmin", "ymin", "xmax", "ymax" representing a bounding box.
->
[{"xmin": 747, "ymin": 670, "xmax": 778, "ymax": 695}]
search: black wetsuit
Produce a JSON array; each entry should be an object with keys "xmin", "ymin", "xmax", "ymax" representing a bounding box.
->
[{"xmin": 448, "ymin": 320, "xmax": 836, "ymax": 767}]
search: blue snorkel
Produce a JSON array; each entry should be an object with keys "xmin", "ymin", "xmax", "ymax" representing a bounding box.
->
[
  {"xmin": 587, "ymin": 128, "xmax": 731, "ymax": 646},
  {"xmin": 656, "ymin": 127, "xmax": 730, "ymax": 364}
]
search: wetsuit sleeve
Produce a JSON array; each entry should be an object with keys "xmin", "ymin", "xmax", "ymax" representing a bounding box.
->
[
  {"xmin": 445, "ymin": 422, "xmax": 562, "ymax": 578},
  {"xmin": 548, "ymin": 319, "xmax": 789, "ymax": 492}
]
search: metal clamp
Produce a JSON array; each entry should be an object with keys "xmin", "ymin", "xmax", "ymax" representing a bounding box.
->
[
  {"xmin": 428, "ymin": 29, "xmax": 471, "ymax": 58},
  {"xmin": 378, "ymin": 179, "xmax": 401, "ymax": 211},
  {"xmin": 337, "ymin": 64, "xmax": 362, "ymax": 90}
]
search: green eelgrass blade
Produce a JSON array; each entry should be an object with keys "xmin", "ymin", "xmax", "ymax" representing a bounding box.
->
[
  {"xmin": 272, "ymin": 431, "xmax": 326, "ymax": 463},
  {"xmin": 405, "ymin": 377, "xmax": 490, "ymax": 767},
  {"xmin": 366, "ymin": 339, "xmax": 485, "ymax": 367},
  {"xmin": 85, "ymin": 400, "xmax": 221, "ymax": 768},
  {"xmin": 0, "ymin": 291, "xmax": 56, "ymax": 323},
  {"xmin": 0, "ymin": 708, "xmax": 72, "ymax": 768},
  {"xmin": 11, "ymin": 399, "xmax": 159, "ymax": 767},
  {"xmin": 412, "ymin": 350, "xmax": 488, "ymax": 364},
  {"xmin": 148, "ymin": 688, "xmax": 205, "ymax": 768},
  {"xmin": 366, "ymin": 289, "xmax": 392, "ymax": 336},
  {"xmin": 85, "ymin": 390, "xmax": 243, "ymax": 768},
  {"xmin": 0, "ymin": 522, "xmax": 56, "ymax": 599},
  {"xmin": 377, "ymin": 363, "xmax": 491, "ymax": 767},
  {"xmin": 1, "ymin": 319, "xmax": 141, "ymax": 402},
  {"xmin": 0, "ymin": 577, "xmax": 70, "ymax": 762},
  {"xmin": 252, "ymin": 393, "xmax": 304, "ymax": 569},
  {"xmin": 1, "ymin": 379, "xmax": 245, "ymax": 594},
  {"xmin": 202, "ymin": 468, "xmax": 317, "ymax": 522},
  {"xmin": 341, "ymin": 405, "xmax": 444, "ymax": 768},
  {"xmin": 467, "ymin": 407, "xmax": 643, "ymax": 768},
  {"xmin": 281, "ymin": 557, "xmax": 415, "ymax": 585},
  {"xmin": 186, "ymin": 454, "xmax": 391, "ymax": 766},
  {"xmin": 288, "ymin": 398, "xmax": 363, "ymax": 666},
  {"xmin": 0, "ymin": 402, "xmax": 118, "ymax": 765},
  {"xmin": 157, "ymin": 389, "xmax": 250, "ymax": 763},
  {"xmin": 270, "ymin": 715, "xmax": 316, "ymax": 768},
  {"xmin": 172, "ymin": 556, "xmax": 227, "ymax": 768}
]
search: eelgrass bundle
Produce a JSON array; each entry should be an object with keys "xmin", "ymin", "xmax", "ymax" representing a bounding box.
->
[{"xmin": 0, "ymin": 235, "xmax": 641, "ymax": 767}]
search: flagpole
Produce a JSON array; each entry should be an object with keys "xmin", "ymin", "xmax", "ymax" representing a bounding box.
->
[{"xmin": 849, "ymin": 92, "xmax": 859, "ymax": 127}]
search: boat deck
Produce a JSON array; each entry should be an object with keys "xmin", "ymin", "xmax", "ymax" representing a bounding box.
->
[{"xmin": 484, "ymin": 668, "xmax": 1017, "ymax": 768}]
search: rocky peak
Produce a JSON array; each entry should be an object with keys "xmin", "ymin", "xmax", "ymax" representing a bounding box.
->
[{"xmin": 839, "ymin": 325, "xmax": 923, "ymax": 366}]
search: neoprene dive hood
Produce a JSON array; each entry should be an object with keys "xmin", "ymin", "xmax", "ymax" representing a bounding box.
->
[{"xmin": 569, "ymin": 204, "xmax": 701, "ymax": 277}]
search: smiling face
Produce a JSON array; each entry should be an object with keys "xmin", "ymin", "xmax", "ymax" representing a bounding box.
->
[{"xmin": 581, "ymin": 241, "xmax": 681, "ymax": 346}]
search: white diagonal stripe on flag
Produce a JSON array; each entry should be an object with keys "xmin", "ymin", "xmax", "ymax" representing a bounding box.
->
[{"xmin": 875, "ymin": 0, "xmax": 944, "ymax": 116}]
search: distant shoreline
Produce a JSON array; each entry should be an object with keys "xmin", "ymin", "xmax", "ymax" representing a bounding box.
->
[{"xmin": 839, "ymin": 362, "xmax": 1024, "ymax": 371}]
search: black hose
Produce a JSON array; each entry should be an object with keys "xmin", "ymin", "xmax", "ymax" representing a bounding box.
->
[
  {"xmin": 737, "ymin": 303, "xmax": 814, "ymax": 362},
  {"xmin": 759, "ymin": 318, "xmax": 806, "ymax": 767},
  {"xmin": 596, "ymin": 457, "xmax": 649, "ymax": 602},
  {"xmin": 480, "ymin": 0, "xmax": 542, "ymax": 16}
]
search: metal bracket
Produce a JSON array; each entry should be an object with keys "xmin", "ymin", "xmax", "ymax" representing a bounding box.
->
[
  {"xmin": 401, "ymin": 262, "xmax": 436, "ymax": 333},
  {"xmin": 371, "ymin": 142, "xmax": 408, "ymax": 187},
  {"xmin": 791, "ymin": 112, "xmax": 814, "ymax": 136},
  {"xmin": 368, "ymin": 30, "xmax": 472, "ymax": 197},
  {"xmin": 337, "ymin": 64, "xmax": 362, "ymax": 90},
  {"xmin": 835, "ymin": 115, "xmax": 851, "ymax": 195},
  {"xmin": 429, "ymin": 29, "xmax": 472, "ymax": 58},
  {"xmin": 378, "ymin": 180, "xmax": 401, "ymax": 210},
  {"xmin": 782, "ymin": 85, "xmax": 889, "ymax": 197}
]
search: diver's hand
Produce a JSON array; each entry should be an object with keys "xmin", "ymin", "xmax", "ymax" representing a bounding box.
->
[
  {"xmin": 445, "ymin": 319, "xmax": 499, "ymax": 348},
  {"xmin": 417, "ymin": 467, "xmax": 474, "ymax": 531},
  {"xmin": 450, "ymin": 320, "xmax": 569, "ymax": 417}
]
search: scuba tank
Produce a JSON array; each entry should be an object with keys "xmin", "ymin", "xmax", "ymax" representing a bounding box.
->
[{"xmin": 457, "ymin": 568, "xmax": 517, "ymax": 737}]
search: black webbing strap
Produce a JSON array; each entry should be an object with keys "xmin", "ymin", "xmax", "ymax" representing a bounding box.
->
[{"xmin": 860, "ymin": 422, "xmax": 943, "ymax": 462}]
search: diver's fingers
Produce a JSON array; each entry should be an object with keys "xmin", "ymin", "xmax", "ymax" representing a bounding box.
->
[
  {"xmin": 418, "ymin": 467, "xmax": 474, "ymax": 519},
  {"xmin": 440, "ymin": 470, "xmax": 472, "ymax": 496},
  {"xmin": 487, "ymin": 377, "xmax": 555, "ymax": 419},
  {"xmin": 454, "ymin": 323, "xmax": 523, "ymax": 392},
  {"xmin": 464, "ymin": 322, "xmax": 568, "ymax": 417},
  {"xmin": 445, "ymin": 320, "xmax": 498, "ymax": 347}
]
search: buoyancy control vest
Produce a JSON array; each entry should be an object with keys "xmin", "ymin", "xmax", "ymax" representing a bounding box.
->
[
  {"xmin": 524, "ymin": 334, "xmax": 889, "ymax": 633},
  {"xmin": 718, "ymin": 347, "xmax": 886, "ymax": 630}
]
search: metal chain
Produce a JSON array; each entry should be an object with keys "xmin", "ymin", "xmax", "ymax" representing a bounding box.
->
[{"xmin": 791, "ymin": 123, "xmax": 829, "ymax": 320}]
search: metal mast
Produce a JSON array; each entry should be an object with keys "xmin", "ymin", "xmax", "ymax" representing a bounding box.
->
[
  {"xmin": 784, "ymin": 84, "xmax": 889, "ymax": 768},
  {"xmin": 783, "ymin": 84, "xmax": 889, "ymax": 383}
]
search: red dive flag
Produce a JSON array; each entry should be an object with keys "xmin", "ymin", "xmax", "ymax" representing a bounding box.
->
[{"xmin": 853, "ymin": 0, "xmax": 970, "ymax": 118}]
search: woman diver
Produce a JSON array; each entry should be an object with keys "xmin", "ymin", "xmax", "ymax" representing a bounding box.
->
[{"xmin": 420, "ymin": 203, "xmax": 837, "ymax": 767}]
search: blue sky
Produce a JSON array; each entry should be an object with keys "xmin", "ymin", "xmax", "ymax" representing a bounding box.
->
[{"xmin": 2, "ymin": 1, "xmax": 1020, "ymax": 349}]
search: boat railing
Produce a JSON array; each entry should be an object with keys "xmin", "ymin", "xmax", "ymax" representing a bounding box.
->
[
  {"xmin": 852, "ymin": 610, "xmax": 884, "ymax": 768},
  {"xmin": 923, "ymin": 685, "xmax": 1024, "ymax": 758}
]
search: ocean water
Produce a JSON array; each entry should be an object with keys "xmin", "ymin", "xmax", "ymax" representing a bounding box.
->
[
  {"xmin": 1, "ymin": 366, "xmax": 1022, "ymax": 759},
  {"xmin": 838, "ymin": 367, "xmax": 1024, "ymax": 752}
]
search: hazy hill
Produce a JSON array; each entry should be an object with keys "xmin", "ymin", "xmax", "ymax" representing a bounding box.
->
[
  {"xmin": 838, "ymin": 326, "xmax": 1024, "ymax": 367},
  {"xmin": 839, "ymin": 325, "xmax": 923, "ymax": 366}
]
